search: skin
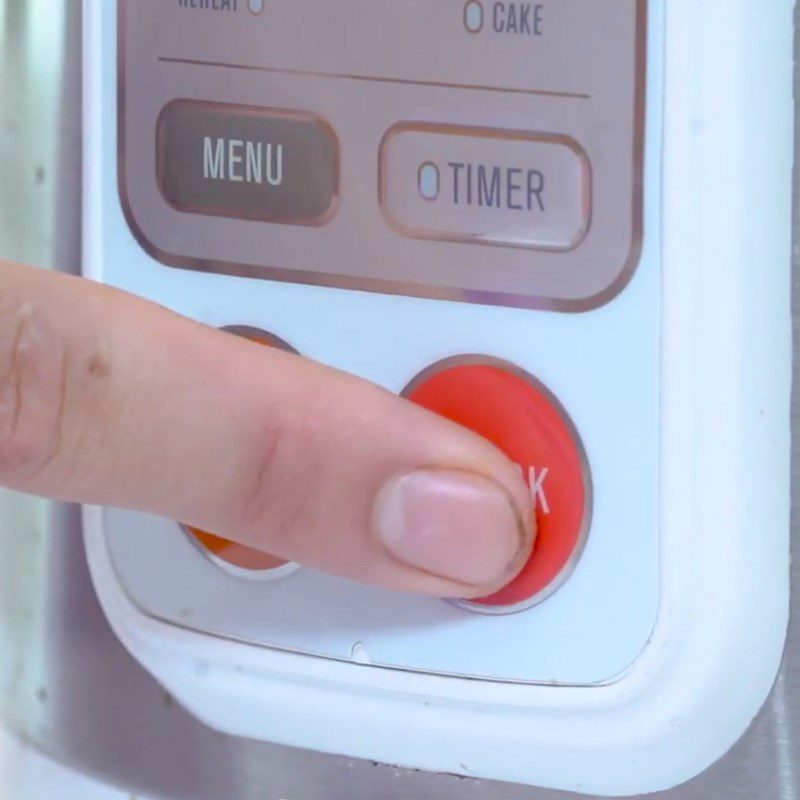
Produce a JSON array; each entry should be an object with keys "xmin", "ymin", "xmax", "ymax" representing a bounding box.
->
[{"xmin": 0, "ymin": 260, "xmax": 534, "ymax": 599}]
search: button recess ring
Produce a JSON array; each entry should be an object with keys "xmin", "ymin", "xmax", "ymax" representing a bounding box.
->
[{"xmin": 403, "ymin": 356, "xmax": 592, "ymax": 614}]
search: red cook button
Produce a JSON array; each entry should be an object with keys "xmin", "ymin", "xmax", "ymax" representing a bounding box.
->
[
  {"xmin": 404, "ymin": 358, "xmax": 591, "ymax": 612},
  {"xmin": 185, "ymin": 326, "xmax": 297, "ymax": 574}
]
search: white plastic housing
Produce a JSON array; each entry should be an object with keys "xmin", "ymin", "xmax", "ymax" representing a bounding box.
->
[{"xmin": 83, "ymin": 0, "xmax": 794, "ymax": 795}]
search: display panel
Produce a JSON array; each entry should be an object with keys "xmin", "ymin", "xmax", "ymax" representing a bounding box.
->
[{"xmin": 119, "ymin": 0, "xmax": 646, "ymax": 310}]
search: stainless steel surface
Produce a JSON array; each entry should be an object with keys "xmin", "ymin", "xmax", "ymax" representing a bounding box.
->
[{"xmin": 0, "ymin": 1, "xmax": 797, "ymax": 798}]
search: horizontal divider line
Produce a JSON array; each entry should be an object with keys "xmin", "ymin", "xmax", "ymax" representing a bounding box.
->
[{"xmin": 158, "ymin": 56, "xmax": 591, "ymax": 101}]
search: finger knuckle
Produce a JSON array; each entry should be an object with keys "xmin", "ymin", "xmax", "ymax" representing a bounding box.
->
[
  {"xmin": 0, "ymin": 304, "xmax": 68, "ymax": 483},
  {"xmin": 235, "ymin": 417, "xmax": 312, "ymax": 541}
]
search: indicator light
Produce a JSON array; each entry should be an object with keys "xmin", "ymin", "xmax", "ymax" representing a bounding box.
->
[
  {"xmin": 418, "ymin": 161, "xmax": 440, "ymax": 201},
  {"xmin": 464, "ymin": 1, "xmax": 484, "ymax": 33}
]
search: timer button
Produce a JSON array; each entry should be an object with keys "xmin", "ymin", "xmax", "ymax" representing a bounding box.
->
[
  {"xmin": 403, "ymin": 358, "xmax": 592, "ymax": 612},
  {"xmin": 380, "ymin": 123, "xmax": 591, "ymax": 251}
]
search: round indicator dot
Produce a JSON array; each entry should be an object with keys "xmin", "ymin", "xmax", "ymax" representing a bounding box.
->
[
  {"xmin": 464, "ymin": 1, "xmax": 484, "ymax": 33},
  {"xmin": 248, "ymin": 0, "xmax": 265, "ymax": 14},
  {"xmin": 404, "ymin": 358, "xmax": 592, "ymax": 614},
  {"xmin": 186, "ymin": 326, "xmax": 298, "ymax": 576},
  {"xmin": 418, "ymin": 161, "xmax": 440, "ymax": 201}
]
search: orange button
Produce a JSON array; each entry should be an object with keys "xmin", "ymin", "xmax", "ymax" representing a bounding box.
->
[
  {"xmin": 185, "ymin": 326, "xmax": 296, "ymax": 573},
  {"xmin": 404, "ymin": 358, "xmax": 591, "ymax": 612},
  {"xmin": 187, "ymin": 527, "xmax": 290, "ymax": 571}
]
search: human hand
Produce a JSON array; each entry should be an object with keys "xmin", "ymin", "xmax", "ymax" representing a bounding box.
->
[{"xmin": 0, "ymin": 260, "xmax": 534, "ymax": 599}]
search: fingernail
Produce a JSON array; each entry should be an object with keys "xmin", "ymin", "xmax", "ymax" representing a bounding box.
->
[{"xmin": 373, "ymin": 469, "xmax": 526, "ymax": 587}]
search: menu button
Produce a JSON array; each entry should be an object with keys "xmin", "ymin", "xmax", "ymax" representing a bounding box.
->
[{"xmin": 156, "ymin": 101, "xmax": 339, "ymax": 226}]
